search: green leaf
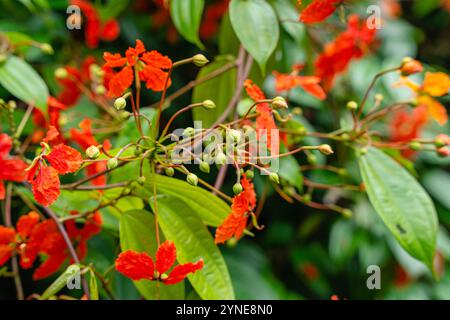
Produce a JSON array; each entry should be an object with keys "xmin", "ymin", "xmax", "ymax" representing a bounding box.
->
[
  {"xmin": 152, "ymin": 196, "xmax": 234, "ymax": 300},
  {"xmin": 0, "ymin": 55, "xmax": 48, "ymax": 112},
  {"xmin": 270, "ymin": 0, "xmax": 305, "ymax": 42},
  {"xmin": 170, "ymin": 0, "xmax": 205, "ymax": 49},
  {"xmin": 192, "ymin": 56, "xmax": 237, "ymax": 127},
  {"xmin": 229, "ymin": 0, "xmax": 279, "ymax": 73},
  {"xmin": 40, "ymin": 264, "xmax": 82, "ymax": 300},
  {"xmin": 358, "ymin": 147, "xmax": 438, "ymax": 272},
  {"xmin": 119, "ymin": 209, "xmax": 184, "ymax": 299},
  {"xmin": 136, "ymin": 174, "xmax": 230, "ymax": 227},
  {"xmin": 278, "ymin": 143, "xmax": 303, "ymax": 192},
  {"xmin": 218, "ymin": 12, "xmax": 240, "ymax": 56}
]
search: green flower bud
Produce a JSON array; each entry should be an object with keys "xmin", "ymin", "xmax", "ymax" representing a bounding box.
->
[
  {"xmin": 192, "ymin": 54, "xmax": 209, "ymax": 67},
  {"xmin": 186, "ymin": 173, "xmax": 198, "ymax": 186},
  {"xmin": 95, "ymin": 85, "xmax": 106, "ymax": 95},
  {"xmin": 40, "ymin": 43, "xmax": 54, "ymax": 55},
  {"xmin": 215, "ymin": 152, "xmax": 227, "ymax": 166},
  {"xmin": 199, "ymin": 161, "xmax": 210, "ymax": 174},
  {"xmin": 434, "ymin": 137, "xmax": 446, "ymax": 148},
  {"xmin": 318, "ymin": 144, "xmax": 334, "ymax": 155},
  {"xmin": 292, "ymin": 107, "xmax": 302, "ymax": 115},
  {"xmin": 359, "ymin": 147, "xmax": 368, "ymax": 156},
  {"xmin": 409, "ymin": 141, "xmax": 422, "ymax": 151},
  {"xmin": 342, "ymin": 209, "xmax": 353, "ymax": 218},
  {"xmin": 107, "ymin": 158, "xmax": 118, "ymax": 170},
  {"xmin": 183, "ymin": 127, "xmax": 195, "ymax": 137},
  {"xmin": 269, "ymin": 172, "xmax": 279, "ymax": 184},
  {"xmin": 233, "ymin": 183, "xmax": 243, "ymax": 195},
  {"xmin": 229, "ymin": 129, "xmax": 241, "ymax": 143},
  {"xmin": 85, "ymin": 145, "xmax": 100, "ymax": 159},
  {"xmin": 346, "ymin": 101, "xmax": 358, "ymax": 111},
  {"xmin": 137, "ymin": 176, "xmax": 146, "ymax": 185},
  {"xmin": 271, "ymin": 96, "xmax": 288, "ymax": 109},
  {"xmin": 120, "ymin": 111, "xmax": 132, "ymax": 120},
  {"xmin": 202, "ymin": 99, "xmax": 216, "ymax": 109},
  {"xmin": 54, "ymin": 67, "xmax": 68, "ymax": 79},
  {"xmin": 164, "ymin": 167, "xmax": 175, "ymax": 177},
  {"xmin": 302, "ymin": 194, "xmax": 311, "ymax": 203},
  {"xmin": 245, "ymin": 170, "xmax": 254, "ymax": 179},
  {"xmin": 114, "ymin": 97, "xmax": 127, "ymax": 110}
]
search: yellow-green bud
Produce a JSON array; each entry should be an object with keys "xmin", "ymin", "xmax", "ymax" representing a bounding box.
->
[
  {"xmin": 186, "ymin": 173, "xmax": 198, "ymax": 186},
  {"xmin": 318, "ymin": 144, "xmax": 334, "ymax": 156},
  {"xmin": 342, "ymin": 209, "xmax": 353, "ymax": 218},
  {"xmin": 86, "ymin": 145, "xmax": 100, "ymax": 159},
  {"xmin": 215, "ymin": 152, "xmax": 227, "ymax": 166},
  {"xmin": 0, "ymin": 54, "xmax": 7, "ymax": 64},
  {"xmin": 229, "ymin": 129, "xmax": 241, "ymax": 143},
  {"xmin": 409, "ymin": 141, "xmax": 422, "ymax": 151},
  {"xmin": 199, "ymin": 161, "xmax": 210, "ymax": 174},
  {"xmin": 374, "ymin": 93, "xmax": 384, "ymax": 102},
  {"xmin": 303, "ymin": 194, "xmax": 311, "ymax": 203},
  {"xmin": 359, "ymin": 147, "xmax": 368, "ymax": 156},
  {"xmin": 271, "ymin": 96, "xmax": 288, "ymax": 109},
  {"xmin": 233, "ymin": 183, "xmax": 243, "ymax": 195},
  {"xmin": 183, "ymin": 127, "xmax": 195, "ymax": 137},
  {"xmin": 114, "ymin": 97, "xmax": 127, "ymax": 110},
  {"xmin": 107, "ymin": 158, "xmax": 118, "ymax": 170},
  {"xmin": 120, "ymin": 111, "xmax": 132, "ymax": 120},
  {"xmin": 434, "ymin": 137, "xmax": 446, "ymax": 148},
  {"xmin": 202, "ymin": 99, "xmax": 216, "ymax": 109},
  {"xmin": 292, "ymin": 107, "xmax": 302, "ymax": 115},
  {"xmin": 95, "ymin": 85, "xmax": 106, "ymax": 95},
  {"xmin": 40, "ymin": 43, "xmax": 54, "ymax": 55},
  {"xmin": 346, "ymin": 101, "xmax": 358, "ymax": 111},
  {"xmin": 269, "ymin": 172, "xmax": 279, "ymax": 184},
  {"xmin": 54, "ymin": 67, "xmax": 68, "ymax": 79},
  {"xmin": 137, "ymin": 176, "xmax": 146, "ymax": 185},
  {"xmin": 164, "ymin": 167, "xmax": 175, "ymax": 177},
  {"xmin": 192, "ymin": 54, "xmax": 209, "ymax": 67},
  {"xmin": 160, "ymin": 273, "xmax": 168, "ymax": 280},
  {"xmin": 8, "ymin": 101, "xmax": 16, "ymax": 110},
  {"xmin": 245, "ymin": 170, "xmax": 254, "ymax": 179}
]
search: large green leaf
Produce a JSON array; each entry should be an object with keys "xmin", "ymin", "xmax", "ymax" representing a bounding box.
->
[
  {"xmin": 170, "ymin": 0, "xmax": 205, "ymax": 49},
  {"xmin": 153, "ymin": 196, "xmax": 234, "ymax": 300},
  {"xmin": 270, "ymin": 0, "xmax": 305, "ymax": 42},
  {"xmin": 358, "ymin": 147, "xmax": 438, "ymax": 272},
  {"xmin": 0, "ymin": 55, "xmax": 48, "ymax": 112},
  {"xmin": 119, "ymin": 209, "xmax": 184, "ymax": 299},
  {"xmin": 192, "ymin": 56, "xmax": 237, "ymax": 127},
  {"xmin": 135, "ymin": 174, "xmax": 230, "ymax": 227},
  {"xmin": 278, "ymin": 143, "xmax": 303, "ymax": 192},
  {"xmin": 229, "ymin": 0, "xmax": 279, "ymax": 73}
]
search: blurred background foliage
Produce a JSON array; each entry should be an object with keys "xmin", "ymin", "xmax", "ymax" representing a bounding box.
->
[{"xmin": 0, "ymin": 0, "xmax": 449, "ymax": 300}]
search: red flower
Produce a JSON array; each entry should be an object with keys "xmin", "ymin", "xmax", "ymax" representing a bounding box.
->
[
  {"xmin": 102, "ymin": 39, "xmax": 172, "ymax": 97},
  {"xmin": 27, "ymin": 127, "xmax": 83, "ymax": 206},
  {"xmin": 299, "ymin": 0, "xmax": 343, "ymax": 24},
  {"xmin": 215, "ymin": 176, "xmax": 257, "ymax": 244},
  {"xmin": 200, "ymin": 0, "xmax": 230, "ymax": 39},
  {"xmin": 0, "ymin": 133, "xmax": 27, "ymax": 199},
  {"xmin": 115, "ymin": 240, "xmax": 203, "ymax": 285},
  {"xmin": 70, "ymin": 0, "xmax": 120, "ymax": 48},
  {"xmin": 314, "ymin": 14, "xmax": 377, "ymax": 90},
  {"xmin": 244, "ymin": 80, "xmax": 281, "ymax": 154},
  {"xmin": 273, "ymin": 65, "xmax": 326, "ymax": 100},
  {"xmin": 31, "ymin": 97, "xmax": 68, "ymax": 144},
  {"xmin": 70, "ymin": 119, "xmax": 111, "ymax": 186}
]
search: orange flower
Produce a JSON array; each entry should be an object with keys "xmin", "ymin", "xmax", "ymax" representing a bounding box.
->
[
  {"xmin": 273, "ymin": 65, "xmax": 326, "ymax": 100},
  {"xmin": 0, "ymin": 134, "xmax": 27, "ymax": 199},
  {"xmin": 31, "ymin": 96, "xmax": 68, "ymax": 144},
  {"xmin": 215, "ymin": 176, "xmax": 257, "ymax": 244},
  {"xmin": 244, "ymin": 80, "xmax": 280, "ymax": 153},
  {"xmin": 314, "ymin": 14, "xmax": 377, "ymax": 90},
  {"xmin": 102, "ymin": 39, "xmax": 172, "ymax": 97},
  {"xmin": 115, "ymin": 240, "xmax": 203, "ymax": 285},
  {"xmin": 70, "ymin": 0, "xmax": 120, "ymax": 48},
  {"xmin": 27, "ymin": 127, "xmax": 83, "ymax": 206},
  {"xmin": 299, "ymin": 0, "xmax": 343, "ymax": 24},
  {"xmin": 70, "ymin": 119, "xmax": 111, "ymax": 186},
  {"xmin": 400, "ymin": 58, "xmax": 423, "ymax": 76},
  {"xmin": 396, "ymin": 72, "xmax": 450, "ymax": 125}
]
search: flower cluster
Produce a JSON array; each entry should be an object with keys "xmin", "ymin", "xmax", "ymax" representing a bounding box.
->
[{"xmin": 0, "ymin": 134, "xmax": 27, "ymax": 199}]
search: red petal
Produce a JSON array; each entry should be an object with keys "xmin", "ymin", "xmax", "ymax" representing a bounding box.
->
[
  {"xmin": 16, "ymin": 211, "xmax": 40, "ymax": 239},
  {"xmin": 141, "ymin": 50, "xmax": 172, "ymax": 70},
  {"xmin": 45, "ymin": 144, "xmax": 83, "ymax": 174},
  {"xmin": 32, "ymin": 165, "xmax": 61, "ymax": 207},
  {"xmin": 139, "ymin": 66, "xmax": 171, "ymax": 92},
  {"xmin": 100, "ymin": 19, "xmax": 120, "ymax": 41},
  {"xmin": 0, "ymin": 226, "xmax": 16, "ymax": 245},
  {"xmin": 0, "ymin": 244, "xmax": 14, "ymax": 266},
  {"xmin": 164, "ymin": 259, "xmax": 204, "ymax": 285},
  {"xmin": 115, "ymin": 250, "xmax": 155, "ymax": 281},
  {"xmin": 300, "ymin": 0, "xmax": 341, "ymax": 24},
  {"xmin": 0, "ymin": 133, "xmax": 13, "ymax": 157},
  {"xmin": 155, "ymin": 240, "xmax": 176, "ymax": 274},
  {"xmin": 32, "ymin": 251, "xmax": 67, "ymax": 280},
  {"xmin": 215, "ymin": 211, "xmax": 248, "ymax": 244},
  {"xmin": 43, "ymin": 126, "xmax": 61, "ymax": 144},
  {"xmin": 0, "ymin": 158, "xmax": 27, "ymax": 182},
  {"xmin": 0, "ymin": 181, "xmax": 4, "ymax": 200},
  {"xmin": 103, "ymin": 52, "xmax": 127, "ymax": 68},
  {"xmin": 106, "ymin": 66, "xmax": 133, "ymax": 97}
]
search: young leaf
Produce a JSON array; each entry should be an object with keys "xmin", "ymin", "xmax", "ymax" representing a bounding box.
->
[
  {"xmin": 0, "ymin": 55, "xmax": 48, "ymax": 112},
  {"xmin": 170, "ymin": 0, "xmax": 205, "ymax": 49},
  {"xmin": 135, "ymin": 174, "xmax": 230, "ymax": 227},
  {"xmin": 152, "ymin": 196, "xmax": 235, "ymax": 300},
  {"xmin": 192, "ymin": 56, "xmax": 237, "ymax": 127},
  {"xmin": 229, "ymin": 0, "xmax": 279, "ymax": 73},
  {"xmin": 119, "ymin": 210, "xmax": 184, "ymax": 300},
  {"xmin": 358, "ymin": 147, "xmax": 438, "ymax": 272}
]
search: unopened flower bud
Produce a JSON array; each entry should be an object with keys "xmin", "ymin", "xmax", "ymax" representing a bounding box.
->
[
  {"xmin": 374, "ymin": 93, "xmax": 384, "ymax": 102},
  {"xmin": 434, "ymin": 134, "xmax": 449, "ymax": 148},
  {"xmin": 245, "ymin": 170, "xmax": 254, "ymax": 179},
  {"xmin": 302, "ymin": 194, "xmax": 311, "ymax": 203},
  {"xmin": 202, "ymin": 99, "xmax": 216, "ymax": 109},
  {"xmin": 164, "ymin": 167, "xmax": 175, "ymax": 177},
  {"xmin": 271, "ymin": 96, "xmax": 288, "ymax": 109},
  {"xmin": 292, "ymin": 107, "xmax": 302, "ymax": 115},
  {"xmin": 86, "ymin": 145, "xmax": 100, "ymax": 159},
  {"xmin": 233, "ymin": 183, "xmax": 243, "ymax": 195},
  {"xmin": 215, "ymin": 152, "xmax": 227, "ymax": 166},
  {"xmin": 186, "ymin": 173, "xmax": 198, "ymax": 186},
  {"xmin": 229, "ymin": 129, "xmax": 241, "ymax": 143},
  {"xmin": 199, "ymin": 161, "xmax": 210, "ymax": 174},
  {"xmin": 318, "ymin": 144, "xmax": 334, "ymax": 156},
  {"xmin": 346, "ymin": 101, "xmax": 358, "ymax": 111},
  {"xmin": 437, "ymin": 147, "xmax": 450, "ymax": 158},
  {"xmin": 342, "ymin": 209, "xmax": 353, "ymax": 218},
  {"xmin": 137, "ymin": 176, "xmax": 146, "ymax": 185},
  {"xmin": 120, "ymin": 111, "xmax": 131, "ymax": 120},
  {"xmin": 40, "ymin": 43, "xmax": 54, "ymax": 55},
  {"xmin": 114, "ymin": 97, "xmax": 127, "ymax": 110},
  {"xmin": 95, "ymin": 85, "xmax": 106, "ymax": 95},
  {"xmin": 183, "ymin": 127, "xmax": 195, "ymax": 137},
  {"xmin": 269, "ymin": 172, "xmax": 279, "ymax": 184},
  {"xmin": 409, "ymin": 141, "xmax": 422, "ymax": 151},
  {"xmin": 359, "ymin": 147, "xmax": 368, "ymax": 156},
  {"xmin": 107, "ymin": 158, "xmax": 118, "ymax": 170},
  {"xmin": 192, "ymin": 54, "xmax": 209, "ymax": 67},
  {"xmin": 400, "ymin": 57, "xmax": 423, "ymax": 76},
  {"xmin": 54, "ymin": 67, "xmax": 68, "ymax": 79}
]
